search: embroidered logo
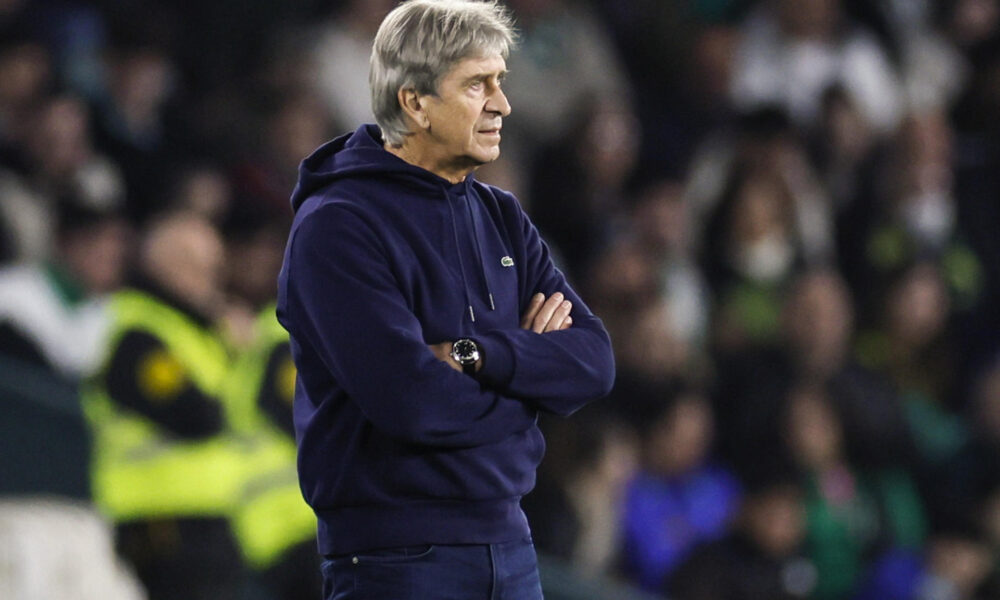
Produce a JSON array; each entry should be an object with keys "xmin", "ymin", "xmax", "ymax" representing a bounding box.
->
[{"xmin": 500, "ymin": 256, "xmax": 514, "ymax": 267}]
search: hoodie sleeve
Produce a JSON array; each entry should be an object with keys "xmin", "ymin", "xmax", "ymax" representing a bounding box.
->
[
  {"xmin": 283, "ymin": 203, "xmax": 537, "ymax": 448},
  {"xmin": 474, "ymin": 199, "xmax": 615, "ymax": 416}
]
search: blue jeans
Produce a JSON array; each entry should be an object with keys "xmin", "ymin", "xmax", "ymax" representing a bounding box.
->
[{"xmin": 321, "ymin": 538, "xmax": 544, "ymax": 600}]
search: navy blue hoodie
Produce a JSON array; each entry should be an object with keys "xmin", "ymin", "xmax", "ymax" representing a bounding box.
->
[{"xmin": 277, "ymin": 124, "xmax": 615, "ymax": 555}]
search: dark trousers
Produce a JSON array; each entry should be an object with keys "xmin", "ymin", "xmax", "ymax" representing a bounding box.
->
[{"xmin": 321, "ymin": 538, "xmax": 544, "ymax": 600}]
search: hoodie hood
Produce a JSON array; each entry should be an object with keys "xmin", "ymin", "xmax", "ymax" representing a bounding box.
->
[
  {"xmin": 290, "ymin": 123, "xmax": 491, "ymax": 324},
  {"xmin": 290, "ymin": 124, "xmax": 474, "ymax": 213}
]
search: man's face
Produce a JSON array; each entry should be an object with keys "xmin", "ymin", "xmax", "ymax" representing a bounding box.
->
[{"xmin": 420, "ymin": 54, "xmax": 510, "ymax": 172}]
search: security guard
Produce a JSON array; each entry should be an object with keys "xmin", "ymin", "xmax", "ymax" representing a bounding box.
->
[
  {"xmin": 84, "ymin": 211, "xmax": 247, "ymax": 600},
  {"xmin": 226, "ymin": 303, "xmax": 320, "ymax": 600}
]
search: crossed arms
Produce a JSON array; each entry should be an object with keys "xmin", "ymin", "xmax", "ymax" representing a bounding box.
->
[
  {"xmin": 428, "ymin": 291, "xmax": 574, "ymax": 372},
  {"xmin": 283, "ymin": 202, "xmax": 614, "ymax": 449}
]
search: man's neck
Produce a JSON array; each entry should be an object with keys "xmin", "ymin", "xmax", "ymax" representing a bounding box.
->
[{"xmin": 384, "ymin": 140, "xmax": 475, "ymax": 184}]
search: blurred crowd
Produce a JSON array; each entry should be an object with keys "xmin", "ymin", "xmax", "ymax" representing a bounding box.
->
[{"xmin": 1, "ymin": 0, "xmax": 1000, "ymax": 599}]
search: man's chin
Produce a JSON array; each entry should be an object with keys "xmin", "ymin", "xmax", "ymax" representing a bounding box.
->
[{"xmin": 477, "ymin": 146, "xmax": 502, "ymax": 164}]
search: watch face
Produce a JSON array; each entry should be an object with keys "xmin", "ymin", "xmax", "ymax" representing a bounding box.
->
[{"xmin": 451, "ymin": 339, "xmax": 480, "ymax": 364}]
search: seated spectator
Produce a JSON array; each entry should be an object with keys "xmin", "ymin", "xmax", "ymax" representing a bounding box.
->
[
  {"xmin": 528, "ymin": 95, "xmax": 639, "ymax": 283},
  {"xmin": 168, "ymin": 162, "xmax": 233, "ymax": 224},
  {"xmin": 849, "ymin": 108, "xmax": 984, "ymax": 324},
  {"xmin": 857, "ymin": 261, "xmax": 968, "ymax": 470},
  {"xmin": 0, "ymin": 28, "xmax": 51, "ymax": 161},
  {"xmin": 713, "ymin": 269, "xmax": 913, "ymax": 474},
  {"xmin": 783, "ymin": 385, "xmax": 927, "ymax": 600},
  {"xmin": 0, "ymin": 187, "xmax": 126, "ymax": 381},
  {"xmin": 309, "ymin": 0, "xmax": 395, "ymax": 128},
  {"xmin": 932, "ymin": 356, "xmax": 1000, "ymax": 528},
  {"xmin": 668, "ymin": 468, "xmax": 818, "ymax": 600},
  {"xmin": 621, "ymin": 389, "xmax": 741, "ymax": 593},
  {"xmin": 90, "ymin": 35, "xmax": 179, "ymax": 223},
  {"xmin": 703, "ymin": 166, "xmax": 804, "ymax": 351},
  {"xmin": 731, "ymin": 0, "xmax": 903, "ymax": 134},
  {"xmin": 502, "ymin": 0, "xmax": 632, "ymax": 154},
  {"xmin": 229, "ymin": 92, "xmax": 333, "ymax": 225},
  {"xmin": 854, "ymin": 525, "xmax": 994, "ymax": 600},
  {"xmin": 1, "ymin": 94, "xmax": 123, "ymax": 263},
  {"xmin": 585, "ymin": 235, "xmax": 665, "ymax": 374},
  {"xmin": 631, "ymin": 179, "xmax": 711, "ymax": 352},
  {"xmin": 523, "ymin": 407, "xmax": 639, "ymax": 579},
  {"xmin": 1, "ymin": 188, "xmax": 126, "ymax": 502},
  {"xmin": 687, "ymin": 106, "xmax": 836, "ymax": 278}
]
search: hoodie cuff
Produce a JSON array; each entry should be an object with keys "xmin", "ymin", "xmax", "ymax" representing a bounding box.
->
[{"xmin": 475, "ymin": 332, "xmax": 515, "ymax": 388}]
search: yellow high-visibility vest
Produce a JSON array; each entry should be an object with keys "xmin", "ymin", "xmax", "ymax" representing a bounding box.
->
[
  {"xmin": 225, "ymin": 305, "xmax": 316, "ymax": 570},
  {"xmin": 84, "ymin": 290, "xmax": 246, "ymax": 522}
]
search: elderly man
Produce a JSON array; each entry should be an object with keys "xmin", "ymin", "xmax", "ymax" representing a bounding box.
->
[{"xmin": 277, "ymin": 0, "xmax": 615, "ymax": 597}]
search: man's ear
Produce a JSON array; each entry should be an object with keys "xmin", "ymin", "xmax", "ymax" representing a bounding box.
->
[{"xmin": 398, "ymin": 88, "xmax": 430, "ymax": 130}]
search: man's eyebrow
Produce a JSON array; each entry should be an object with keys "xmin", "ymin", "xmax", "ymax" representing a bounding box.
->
[{"xmin": 463, "ymin": 69, "xmax": 509, "ymax": 83}]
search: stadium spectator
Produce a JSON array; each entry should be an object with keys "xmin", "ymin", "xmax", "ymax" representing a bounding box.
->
[
  {"xmin": 857, "ymin": 261, "xmax": 968, "ymax": 472},
  {"xmin": 0, "ymin": 191, "xmax": 125, "ymax": 371},
  {"xmin": 621, "ymin": 389, "xmax": 741, "ymax": 593},
  {"xmin": 782, "ymin": 384, "xmax": 927, "ymax": 600},
  {"xmin": 848, "ymin": 108, "xmax": 985, "ymax": 325},
  {"xmin": 853, "ymin": 527, "xmax": 994, "ymax": 600},
  {"xmin": 501, "ymin": 0, "xmax": 632, "ymax": 158},
  {"xmin": 90, "ymin": 37, "xmax": 178, "ymax": 222},
  {"xmin": 523, "ymin": 409, "xmax": 639, "ymax": 579},
  {"xmin": 528, "ymin": 95, "xmax": 639, "ymax": 283},
  {"xmin": 630, "ymin": 179, "xmax": 711, "ymax": 351},
  {"xmin": 731, "ymin": 0, "xmax": 903, "ymax": 133},
  {"xmin": 1, "ymin": 94, "xmax": 123, "ymax": 263},
  {"xmin": 930, "ymin": 356, "xmax": 1000, "ymax": 530},
  {"xmin": 668, "ymin": 469, "xmax": 818, "ymax": 600},
  {"xmin": 309, "ymin": 0, "xmax": 395, "ymax": 128},
  {"xmin": 713, "ymin": 269, "xmax": 914, "ymax": 476},
  {"xmin": 229, "ymin": 93, "xmax": 333, "ymax": 225}
]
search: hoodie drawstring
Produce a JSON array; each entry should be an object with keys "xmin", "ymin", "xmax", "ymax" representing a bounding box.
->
[
  {"xmin": 466, "ymin": 197, "xmax": 496, "ymax": 312},
  {"xmin": 446, "ymin": 191, "xmax": 476, "ymax": 323},
  {"xmin": 445, "ymin": 183, "xmax": 497, "ymax": 324}
]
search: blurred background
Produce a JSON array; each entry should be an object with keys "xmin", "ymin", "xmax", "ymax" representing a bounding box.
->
[{"xmin": 2, "ymin": 0, "xmax": 1000, "ymax": 598}]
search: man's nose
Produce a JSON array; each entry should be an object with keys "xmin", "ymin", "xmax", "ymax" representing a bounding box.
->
[{"xmin": 486, "ymin": 86, "xmax": 511, "ymax": 117}]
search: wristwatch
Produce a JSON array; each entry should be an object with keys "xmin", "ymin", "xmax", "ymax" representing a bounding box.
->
[{"xmin": 450, "ymin": 338, "xmax": 481, "ymax": 375}]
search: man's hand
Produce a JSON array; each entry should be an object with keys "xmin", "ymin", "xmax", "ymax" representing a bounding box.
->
[
  {"xmin": 521, "ymin": 292, "xmax": 573, "ymax": 333},
  {"xmin": 429, "ymin": 341, "xmax": 462, "ymax": 372}
]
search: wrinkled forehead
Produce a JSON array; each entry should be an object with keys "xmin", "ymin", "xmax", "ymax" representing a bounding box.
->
[{"xmin": 444, "ymin": 53, "xmax": 508, "ymax": 81}]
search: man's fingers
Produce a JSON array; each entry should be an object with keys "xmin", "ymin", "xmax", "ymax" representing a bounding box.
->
[
  {"xmin": 521, "ymin": 293, "xmax": 545, "ymax": 329},
  {"xmin": 428, "ymin": 342, "xmax": 462, "ymax": 372},
  {"xmin": 544, "ymin": 299, "xmax": 572, "ymax": 333},
  {"xmin": 532, "ymin": 292, "xmax": 564, "ymax": 333},
  {"xmin": 559, "ymin": 315, "xmax": 573, "ymax": 330}
]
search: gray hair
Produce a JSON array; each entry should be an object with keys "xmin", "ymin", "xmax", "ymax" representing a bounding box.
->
[{"xmin": 370, "ymin": 0, "xmax": 516, "ymax": 146}]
